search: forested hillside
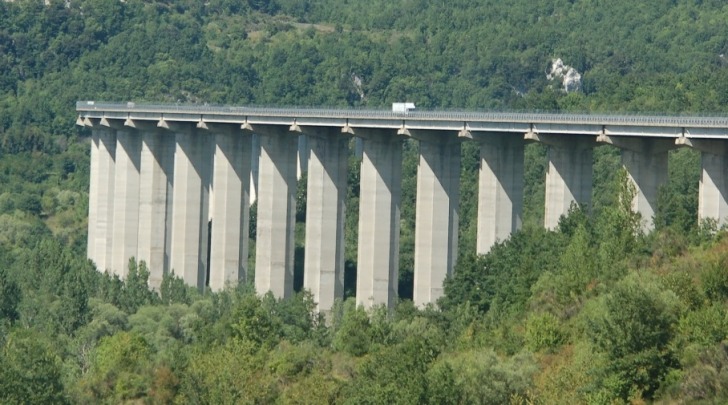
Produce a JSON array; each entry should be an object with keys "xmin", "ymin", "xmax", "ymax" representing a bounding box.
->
[{"xmin": 2, "ymin": 0, "xmax": 728, "ymax": 403}]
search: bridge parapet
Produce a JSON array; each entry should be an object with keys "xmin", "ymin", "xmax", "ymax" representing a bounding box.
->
[{"xmin": 78, "ymin": 101, "xmax": 728, "ymax": 133}]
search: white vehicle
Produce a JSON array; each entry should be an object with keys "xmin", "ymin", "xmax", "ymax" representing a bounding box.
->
[{"xmin": 392, "ymin": 102, "xmax": 416, "ymax": 114}]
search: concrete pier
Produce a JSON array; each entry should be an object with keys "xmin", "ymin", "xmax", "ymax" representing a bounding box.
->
[
  {"xmin": 297, "ymin": 134, "xmax": 309, "ymax": 180},
  {"xmin": 471, "ymin": 133, "xmax": 524, "ymax": 253},
  {"xmin": 410, "ymin": 131, "xmax": 461, "ymax": 307},
  {"xmin": 135, "ymin": 125, "xmax": 175, "ymax": 289},
  {"xmin": 87, "ymin": 127, "xmax": 100, "ymax": 265},
  {"xmin": 207, "ymin": 125, "xmax": 252, "ymax": 291},
  {"xmin": 356, "ymin": 129, "xmax": 403, "ymax": 309},
  {"xmin": 254, "ymin": 125, "xmax": 298, "ymax": 299},
  {"xmin": 168, "ymin": 124, "xmax": 212, "ymax": 290},
  {"xmin": 110, "ymin": 128, "xmax": 142, "ymax": 277},
  {"xmin": 303, "ymin": 127, "xmax": 348, "ymax": 312},
  {"xmin": 598, "ymin": 135, "xmax": 673, "ymax": 230},
  {"xmin": 92, "ymin": 125, "xmax": 117, "ymax": 272},
  {"xmin": 79, "ymin": 102, "xmax": 728, "ymax": 311},
  {"xmin": 700, "ymin": 151, "xmax": 728, "ymax": 226},
  {"xmin": 526, "ymin": 133, "xmax": 594, "ymax": 229},
  {"xmin": 250, "ymin": 133, "xmax": 260, "ymax": 205},
  {"xmin": 676, "ymin": 137, "xmax": 728, "ymax": 227}
]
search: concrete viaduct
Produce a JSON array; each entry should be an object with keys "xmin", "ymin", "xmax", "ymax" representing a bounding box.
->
[{"xmin": 77, "ymin": 102, "xmax": 728, "ymax": 311}]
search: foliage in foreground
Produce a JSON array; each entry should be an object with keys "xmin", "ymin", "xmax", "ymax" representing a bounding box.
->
[{"xmin": 1, "ymin": 0, "xmax": 728, "ymax": 403}]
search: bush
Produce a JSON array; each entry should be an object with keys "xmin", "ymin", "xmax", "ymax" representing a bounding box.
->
[
  {"xmin": 525, "ymin": 312, "xmax": 565, "ymax": 352},
  {"xmin": 702, "ymin": 255, "xmax": 728, "ymax": 302},
  {"xmin": 584, "ymin": 273, "xmax": 682, "ymax": 401}
]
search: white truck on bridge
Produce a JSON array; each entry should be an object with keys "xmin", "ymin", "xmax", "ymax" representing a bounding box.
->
[{"xmin": 392, "ymin": 102, "xmax": 415, "ymax": 114}]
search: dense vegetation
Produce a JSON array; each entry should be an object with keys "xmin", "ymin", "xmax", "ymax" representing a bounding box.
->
[{"xmin": 2, "ymin": 0, "xmax": 728, "ymax": 403}]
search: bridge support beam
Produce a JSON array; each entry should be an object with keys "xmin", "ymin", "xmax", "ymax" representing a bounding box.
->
[
  {"xmin": 303, "ymin": 128, "xmax": 348, "ymax": 313},
  {"xmin": 599, "ymin": 135, "xmax": 673, "ymax": 231},
  {"xmin": 464, "ymin": 132, "xmax": 524, "ymax": 253},
  {"xmin": 527, "ymin": 133, "xmax": 594, "ymax": 229},
  {"xmin": 168, "ymin": 124, "xmax": 212, "ymax": 291},
  {"xmin": 408, "ymin": 130, "xmax": 460, "ymax": 307},
  {"xmin": 677, "ymin": 137, "xmax": 728, "ymax": 227},
  {"xmin": 254, "ymin": 125, "xmax": 298, "ymax": 299},
  {"xmin": 356, "ymin": 129, "xmax": 403, "ymax": 309},
  {"xmin": 132, "ymin": 123, "xmax": 175, "ymax": 289},
  {"xmin": 205, "ymin": 124, "xmax": 252, "ymax": 291},
  {"xmin": 88, "ymin": 123, "xmax": 117, "ymax": 272}
]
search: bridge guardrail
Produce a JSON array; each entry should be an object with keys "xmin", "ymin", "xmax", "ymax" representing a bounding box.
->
[{"xmin": 76, "ymin": 101, "xmax": 728, "ymax": 128}]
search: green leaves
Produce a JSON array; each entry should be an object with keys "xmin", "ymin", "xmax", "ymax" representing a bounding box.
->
[
  {"xmin": 585, "ymin": 274, "xmax": 682, "ymax": 400},
  {"xmin": 0, "ymin": 265, "xmax": 20, "ymax": 324},
  {"xmin": 0, "ymin": 328, "xmax": 67, "ymax": 405}
]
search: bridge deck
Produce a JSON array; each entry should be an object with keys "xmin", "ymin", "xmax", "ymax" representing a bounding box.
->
[{"xmin": 77, "ymin": 101, "xmax": 728, "ymax": 138}]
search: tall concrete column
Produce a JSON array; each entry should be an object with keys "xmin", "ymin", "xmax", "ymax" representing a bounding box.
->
[
  {"xmin": 168, "ymin": 123, "xmax": 212, "ymax": 290},
  {"xmin": 676, "ymin": 137, "xmax": 728, "ymax": 227},
  {"xmin": 133, "ymin": 121, "xmax": 175, "ymax": 289},
  {"xmin": 599, "ymin": 135, "xmax": 673, "ymax": 231},
  {"xmin": 467, "ymin": 132, "xmax": 524, "ymax": 254},
  {"xmin": 303, "ymin": 127, "xmax": 348, "ymax": 313},
  {"xmin": 110, "ymin": 127, "xmax": 142, "ymax": 277},
  {"xmin": 250, "ymin": 133, "xmax": 260, "ymax": 205},
  {"xmin": 205, "ymin": 124, "xmax": 252, "ymax": 291},
  {"xmin": 409, "ymin": 131, "xmax": 461, "ymax": 307},
  {"xmin": 700, "ymin": 152, "xmax": 728, "ymax": 226},
  {"xmin": 91, "ymin": 124, "xmax": 117, "ymax": 272},
  {"xmin": 297, "ymin": 134, "xmax": 309, "ymax": 180},
  {"xmin": 254, "ymin": 125, "xmax": 298, "ymax": 299},
  {"xmin": 526, "ymin": 133, "xmax": 594, "ymax": 230},
  {"xmin": 87, "ymin": 125, "xmax": 100, "ymax": 264},
  {"xmin": 356, "ymin": 129, "xmax": 403, "ymax": 309}
]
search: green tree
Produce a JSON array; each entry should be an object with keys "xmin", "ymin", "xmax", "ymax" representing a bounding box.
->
[
  {"xmin": 0, "ymin": 328, "xmax": 67, "ymax": 405},
  {"xmin": 426, "ymin": 350, "xmax": 537, "ymax": 405},
  {"xmin": 585, "ymin": 274, "xmax": 682, "ymax": 401},
  {"xmin": 121, "ymin": 258, "xmax": 159, "ymax": 313},
  {"xmin": 0, "ymin": 265, "xmax": 20, "ymax": 324},
  {"xmin": 79, "ymin": 331, "xmax": 153, "ymax": 403},
  {"xmin": 441, "ymin": 225, "xmax": 566, "ymax": 314},
  {"xmin": 331, "ymin": 301, "xmax": 371, "ymax": 357},
  {"xmin": 159, "ymin": 270, "xmax": 192, "ymax": 305},
  {"xmin": 177, "ymin": 339, "xmax": 277, "ymax": 403},
  {"xmin": 231, "ymin": 292, "xmax": 283, "ymax": 349}
]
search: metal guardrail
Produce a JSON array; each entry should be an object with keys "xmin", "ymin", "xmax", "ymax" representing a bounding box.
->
[{"xmin": 76, "ymin": 101, "xmax": 728, "ymax": 128}]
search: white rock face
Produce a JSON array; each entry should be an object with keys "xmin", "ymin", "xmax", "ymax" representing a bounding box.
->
[
  {"xmin": 351, "ymin": 74, "xmax": 365, "ymax": 100},
  {"xmin": 546, "ymin": 58, "xmax": 582, "ymax": 93}
]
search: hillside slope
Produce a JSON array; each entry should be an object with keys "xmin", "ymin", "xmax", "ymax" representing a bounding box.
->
[{"xmin": 0, "ymin": 1, "xmax": 727, "ymax": 403}]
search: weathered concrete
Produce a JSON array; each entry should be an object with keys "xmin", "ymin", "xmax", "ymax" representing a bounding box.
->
[
  {"xmin": 92, "ymin": 125, "xmax": 117, "ymax": 272},
  {"xmin": 408, "ymin": 130, "xmax": 461, "ymax": 307},
  {"xmin": 250, "ymin": 133, "xmax": 260, "ymax": 205},
  {"xmin": 87, "ymin": 128, "xmax": 100, "ymax": 265},
  {"xmin": 700, "ymin": 152, "xmax": 728, "ymax": 226},
  {"xmin": 254, "ymin": 125, "xmax": 299, "ymax": 299},
  {"xmin": 470, "ymin": 132, "xmax": 524, "ymax": 253},
  {"xmin": 135, "ymin": 124, "xmax": 175, "ymax": 289},
  {"xmin": 355, "ymin": 129, "xmax": 403, "ymax": 309},
  {"xmin": 168, "ymin": 124, "xmax": 212, "ymax": 290},
  {"xmin": 110, "ymin": 129, "xmax": 142, "ymax": 277},
  {"xmin": 207, "ymin": 124, "xmax": 252, "ymax": 291},
  {"xmin": 87, "ymin": 124, "xmax": 116, "ymax": 271},
  {"xmin": 526, "ymin": 133, "xmax": 594, "ymax": 229},
  {"xmin": 599, "ymin": 135, "xmax": 673, "ymax": 231},
  {"xmin": 297, "ymin": 134, "xmax": 309, "ymax": 180},
  {"xmin": 676, "ymin": 137, "xmax": 728, "ymax": 227},
  {"xmin": 303, "ymin": 127, "xmax": 348, "ymax": 312}
]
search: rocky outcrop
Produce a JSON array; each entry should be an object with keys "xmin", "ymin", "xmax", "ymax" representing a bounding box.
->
[{"xmin": 546, "ymin": 58, "xmax": 582, "ymax": 93}]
